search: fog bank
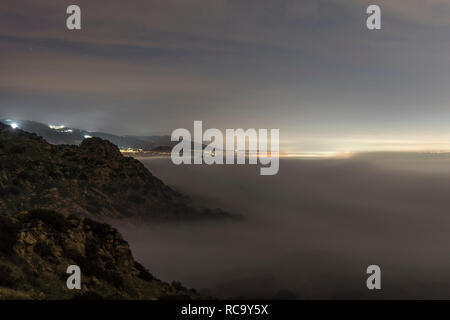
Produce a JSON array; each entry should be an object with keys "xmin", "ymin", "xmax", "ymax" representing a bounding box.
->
[{"xmin": 112, "ymin": 153, "xmax": 450, "ymax": 299}]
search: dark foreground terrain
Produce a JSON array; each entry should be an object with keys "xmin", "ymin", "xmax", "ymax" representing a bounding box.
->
[
  {"xmin": 0, "ymin": 122, "xmax": 231, "ymax": 299},
  {"xmin": 0, "ymin": 210, "xmax": 199, "ymax": 299}
]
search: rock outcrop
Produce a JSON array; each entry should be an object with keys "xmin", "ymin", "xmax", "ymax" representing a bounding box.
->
[
  {"xmin": 0, "ymin": 210, "xmax": 199, "ymax": 299},
  {"xmin": 0, "ymin": 122, "xmax": 233, "ymax": 299},
  {"xmin": 0, "ymin": 122, "xmax": 232, "ymax": 220}
]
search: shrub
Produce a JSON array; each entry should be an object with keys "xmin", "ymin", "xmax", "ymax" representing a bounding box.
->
[
  {"xmin": 127, "ymin": 193, "xmax": 145, "ymax": 204},
  {"xmin": 22, "ymin": 265, "xmax": 40, "ymax": 287},
  {"xmin": 67, "ymin": 213, "xmax": 80, "ymax": 220},
  {"xmin": 78, "ymin": 258, "xmax": 103, "ymax": 278},
  {"xmin": 0, "ymin": 216, "xmax": 20, "ymax": 256},
  {"xmin": 83, "ymin": 218, "xmax": 112, "ymax": 238},
  {"xmin": 8, "ymin": 145, "xmax": 26, "ymax": 154},
  {"xmin": 0, "ymin": 264, "xmax": 19, "ymax": 287},
  {"xmin": 78, "ymin": 173, "xmax": 88, "ymax": 180},
  {"xmin": 171, "ymin": 281, "xmax": 185, "ymax": 291},
  {"xmin": 3, "ymin": 185, "xmax": 22, "ymax": 196},
  {"xmin": 102, "ymin": 270, "xmax": 125, "ymax": 289},
  {"xmin": 33, "ymin": 241, "xmax": 53, "ymax": 260},
  {"xmin": 103, "ymin": 184, "xmax": 118, "ymax": 194},
  {"xmin": 62, "ymin": 151, "xmax": 77, "ymax": 158},
  {"xmin": 75, "ymin": 255, "xmax": 124, "ymax": 289},
  {"xmin": 27, "ymin": 209, "xmax": 69, "ymax": 232},
  {"xmin": 134, "ymin": 262, "xmax": 154, "ymax": 282},
  {"xmin": 85, "ymin": 202, "xmax": 103, "ymax": 215},
  {"xmin": 84, "ymin": 241, "xmax": 99, "ymax": 259}
]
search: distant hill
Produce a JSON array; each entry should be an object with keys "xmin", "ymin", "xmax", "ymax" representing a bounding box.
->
[{"xmin": 0, "ymin": 119, "xmax": 172, "ymax": 150}]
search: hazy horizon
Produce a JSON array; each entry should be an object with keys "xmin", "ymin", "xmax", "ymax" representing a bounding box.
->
[{"xmin": 5, "ymin": 117, "xmax": 450, "ymax": 154}]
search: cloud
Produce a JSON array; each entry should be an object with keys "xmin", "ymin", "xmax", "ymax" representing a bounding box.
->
[
  {"xmin": 379, "ymin": 0, "xmax": 450, "ymax": 25},
  {"xmin": 1, "ymin": 0, "xmax": 450, "ymax": 144}
]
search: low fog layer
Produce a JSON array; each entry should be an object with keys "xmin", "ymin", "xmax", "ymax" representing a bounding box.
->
[{"xmin": 111, "ymin": 153, "xmax": 450, "ymax": 299}]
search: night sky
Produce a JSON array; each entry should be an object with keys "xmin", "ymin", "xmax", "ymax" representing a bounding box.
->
[{"xmin": 1, "ymin": 0, "xmax": 450, "ymax": 152}]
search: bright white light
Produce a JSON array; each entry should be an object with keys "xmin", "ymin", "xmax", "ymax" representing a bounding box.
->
[
  {"xmin": 49, "ymin": 124, "xmax": 65, "ymax": 130},
  {"xmin": 84, "ymin": 135, "xmax": 92, "ymax": 139},
  {"xmin": 11, "ymin": 123, "xmax": 18, "ymax": 129}
]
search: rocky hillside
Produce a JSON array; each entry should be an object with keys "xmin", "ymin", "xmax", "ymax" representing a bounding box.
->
[
  {"xmin": 0, "ymin": 122, "xmax": 231, "ymax": 220},
  {"xmin": 0, "ymin": 210, "xmax": 199, "ymax": 299},
  {"xmin": 0, "ymin": 122, "xmax": 230, "ymax": 299}
]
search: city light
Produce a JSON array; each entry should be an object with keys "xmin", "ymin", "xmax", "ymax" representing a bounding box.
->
[
  {"xmin": 49, "ymin": 124, "xmax": 65, "ymax": 130},
  {"xmin": 10, "ymin": 123, "xmax": 18, "ymax": 129}
]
